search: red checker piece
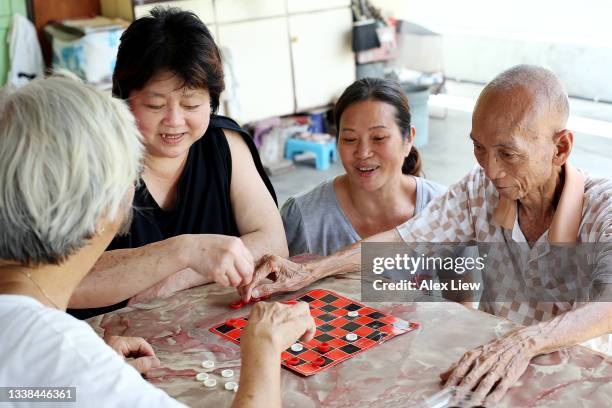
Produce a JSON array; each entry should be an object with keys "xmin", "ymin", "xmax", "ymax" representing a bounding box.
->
[
  {"xmin": 226, "ymin": 319, "xmax": 241, "ymax": 327},
  {"xmin": 282, "ymin": 300, "xmax": 298, "ymax": 305},
  {"xmin": 317, "ymin": 342, "xmax": 330, "ymax": 353},
  {"xmin": 286, "ymin": 357, "xmax": 301, "ymax": 366},
  {"xmin": 312, "ymin": 357, "xmax": 326, "ymax": 367},
  {"xmin": 229, "ymin": 300, "xmax": 244, "ymax": 309}
]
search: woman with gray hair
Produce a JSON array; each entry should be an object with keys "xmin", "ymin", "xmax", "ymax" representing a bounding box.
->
[{"xmin": 0, "ymin": 76, "xmax": 314, "ymax": 407}]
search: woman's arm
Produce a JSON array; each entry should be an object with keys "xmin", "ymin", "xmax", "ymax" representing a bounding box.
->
[
  {"xmin": 69, "ymin": 236, "xmax": 190, "ymax": 308},
  {"xmin": 225, "ymin": 129, "xmax": 289, "ymax": 260},
  {"xmin": 70, "ymin": 234, "xmax": 253, "ymax": 308},
  {"xmin": 280, "ymin": 197, "xmax": 311, "ymax": 257}
]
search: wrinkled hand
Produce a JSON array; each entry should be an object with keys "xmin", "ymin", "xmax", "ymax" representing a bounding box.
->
[
  {"xmin": 241, "ymin": 301, "xmax": 316, "ymax": 353},
  {"xmin": 440, "ymin": 328, "xmax": 538, "ymax": 405},
  {"xmin": 105, "ymin": 335, "xmax": 161, "ymax": 374},
  {"xmin": 239, "ymin": 254, "xmax": 314, "ymax": 302},
  {"xmin": 182, "ymin": 234, "xmax": 254, "ymax": 288}
]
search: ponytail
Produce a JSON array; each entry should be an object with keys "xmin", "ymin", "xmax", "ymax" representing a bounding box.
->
[{"xmin": 402, "ymin": 146, "xmax": 422, "ymax": 176}]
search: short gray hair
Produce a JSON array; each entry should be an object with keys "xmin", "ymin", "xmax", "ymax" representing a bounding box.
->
[
  {"xmin": 483, "ymin": 64, "xmax": 570, "ymax": 125},
  {"xmin": 0, "ymin": 75, "xmax": 143, "ymax": 265}
]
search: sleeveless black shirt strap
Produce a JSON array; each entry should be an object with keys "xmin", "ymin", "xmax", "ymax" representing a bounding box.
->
[{"xmin": 210, "ymin": 115, "xmax": 278, "ymax": 206}]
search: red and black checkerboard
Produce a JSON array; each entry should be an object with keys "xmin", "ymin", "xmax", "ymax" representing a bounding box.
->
[{"xmin": 209, "ymin": 289, "xmax": 419, "ymax": 376}]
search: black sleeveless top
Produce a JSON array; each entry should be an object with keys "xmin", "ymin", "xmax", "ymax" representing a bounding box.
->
[{"xmin": 69, "ymin": 115, "xmax": 276, "ymax": 319}]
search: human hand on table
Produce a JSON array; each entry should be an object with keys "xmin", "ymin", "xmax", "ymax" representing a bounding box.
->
[
  {"xmin": 179, "ymin": 234, "xmax": 254, "ymax": 287},
  {"xmin": 104, "ymin": 335, "xmax": 161, "ymax": 374},
  {"xmin": 241, "ymin": 301, "xmax": 316, "ymax": 353},
  {"xmin": 440, "ymin": 327, "xmax": 538, "ymax": 404},
  {"xmin": 232, "ymin": 302, "xmax": 315, "ymax": 408},
  {"xmin": 238, "ymin": 254, "xmax": 314, "ymax": 302}
]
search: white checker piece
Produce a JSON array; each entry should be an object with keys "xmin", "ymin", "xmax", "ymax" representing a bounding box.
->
[
  {"xmin": 195, "ymin": 372, "xmax": 209, "ymax": 381},
  {"xmin": 203, "ymin": 378, "xmax": 217, "ymax": 388},
  {"xmin": 224, "ymin": 381, "xmax": 238, "ymax": 391}
]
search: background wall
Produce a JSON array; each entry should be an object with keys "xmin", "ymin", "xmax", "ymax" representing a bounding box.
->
[{"xmin": 372, "ymin": 0, "xmax": 612, "ymax": 101}]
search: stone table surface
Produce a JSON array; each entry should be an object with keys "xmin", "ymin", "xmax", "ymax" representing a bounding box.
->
[{"xmin": 88, "ymin": 275, "xmax": 612, "ymax": 407}]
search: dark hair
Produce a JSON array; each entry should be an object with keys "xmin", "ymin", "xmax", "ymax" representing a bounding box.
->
[
  {"xmin": 334, "ymin": 78, "xmax": 422, "ymax": 176},
  {"xmin": 112, "ymin": 7, "xmax": 224, "ymax": 113}
]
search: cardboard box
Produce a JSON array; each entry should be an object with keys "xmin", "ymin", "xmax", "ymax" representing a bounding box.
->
[{"xmin": 44, "ymin": 17, "xmax": 128, "ymax": 84}]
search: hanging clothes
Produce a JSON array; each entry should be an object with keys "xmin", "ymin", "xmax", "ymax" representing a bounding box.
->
[{"xmin": 7, "ymin": 13, "xmax": 45, "ymax": 87}]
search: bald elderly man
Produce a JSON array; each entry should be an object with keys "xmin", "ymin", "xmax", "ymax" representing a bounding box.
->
[{"xmin": 240, "ymin": 65, "xmax": 612, "ymax": 404}]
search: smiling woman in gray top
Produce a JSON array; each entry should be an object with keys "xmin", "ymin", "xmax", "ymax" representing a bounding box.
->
[{"xmin": 282, "ymin": 78, "xmax": 445, "ymax": 256}]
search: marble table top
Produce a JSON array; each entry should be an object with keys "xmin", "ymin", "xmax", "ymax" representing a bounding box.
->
[{"xmin": 88, "ymin": 274, "xmax": 612, "ymax": 407}]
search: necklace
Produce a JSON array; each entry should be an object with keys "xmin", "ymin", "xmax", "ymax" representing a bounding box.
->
[{"xmin": 19, "ymin": 270, "xmax": 61, "ymax": 309}]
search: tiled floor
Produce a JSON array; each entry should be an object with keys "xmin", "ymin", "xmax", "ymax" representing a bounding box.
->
[{"xmin": 271, "ymin": 86, "xmax": 612, "ymax": 206}]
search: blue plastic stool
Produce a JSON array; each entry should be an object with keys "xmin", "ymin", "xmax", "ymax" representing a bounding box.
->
[{"xmin": 285, "ymin": 138, "xmax": 337, "ymax": 170}]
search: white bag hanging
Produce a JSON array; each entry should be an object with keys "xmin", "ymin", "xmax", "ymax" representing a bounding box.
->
[{"xmin": 7, "ymin": 13, "xmax": 45, "ymax": 87}]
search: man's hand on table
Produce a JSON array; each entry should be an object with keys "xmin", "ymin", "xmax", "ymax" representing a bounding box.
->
[
  {"xmin": 440, "ymin": 327, "xmax": 539, "ymax": 405},
  {"xmin": 104, "ymin": 335, "xmax": 161, "ymax": 374},
  {"xmin": 238, "ymin": 254, "xmax": 315, "ymax": 302}
]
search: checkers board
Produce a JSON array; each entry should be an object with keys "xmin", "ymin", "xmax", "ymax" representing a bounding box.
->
[{"xmin": 209, "ymin": 289, "xmax": 419, "ymax": 376}]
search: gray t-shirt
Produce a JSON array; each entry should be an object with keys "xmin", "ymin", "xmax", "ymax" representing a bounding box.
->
[{"xmin": 281, "ymin": 176, "xmax": 446, "ymax": 256}]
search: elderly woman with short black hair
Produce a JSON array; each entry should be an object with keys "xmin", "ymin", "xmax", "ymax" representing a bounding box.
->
[
  {"xmin": 0, "ymin": 75, "xmax": 314, "ymax": 407},
  {"xmin": 68, "ymin": 7, "xmax": 287, "ymax": 317}
]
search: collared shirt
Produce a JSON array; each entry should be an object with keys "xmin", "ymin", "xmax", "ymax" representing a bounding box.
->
[{"xmin": 396, "ymin": 164, "xmax": 612, "ymax": 354}]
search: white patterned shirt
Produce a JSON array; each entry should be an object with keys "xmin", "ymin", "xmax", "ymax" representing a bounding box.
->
[{"xmin": 396, "ymin": 163, "xmax": 612, "ymax": 354}]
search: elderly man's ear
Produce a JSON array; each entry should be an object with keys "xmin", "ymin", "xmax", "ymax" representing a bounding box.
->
[{"xmin": 552, "ymin": 129, "xmax": 573, "ymax": 166}]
